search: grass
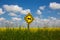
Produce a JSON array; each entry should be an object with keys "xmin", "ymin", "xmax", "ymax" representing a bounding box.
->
[{"xmin": 0, "ymin": 27, "xmax": 60, "ymax": 40}]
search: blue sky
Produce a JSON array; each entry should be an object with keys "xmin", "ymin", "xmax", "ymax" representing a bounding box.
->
[
  {"xmin": 0, "ymin": 0, "xmax": 60, "ymax": 27},
  {"xmin": 0, "ymin": 0, "xmax": 60, "ymax": 19}
]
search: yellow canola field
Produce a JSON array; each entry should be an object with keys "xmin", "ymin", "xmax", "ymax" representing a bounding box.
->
[{"xmin": 0, "ymin": 27, "xmax": 60, "ymax": 32}]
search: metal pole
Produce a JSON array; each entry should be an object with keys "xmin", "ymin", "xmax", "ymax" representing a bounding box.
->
[{"xmin": 28, "ymin": 23, "xmax": 29, "ymax": 30}]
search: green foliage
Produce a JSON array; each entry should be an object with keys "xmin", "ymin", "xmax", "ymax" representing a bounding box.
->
[{"xmin": 0, "ymin": 28, "xmax": 60, "ymax": 40}]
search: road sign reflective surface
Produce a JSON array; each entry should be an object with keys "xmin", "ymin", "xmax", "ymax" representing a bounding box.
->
[{"xmin": 24, "ymin": 13, "xmax": 34, "ymax": 24}]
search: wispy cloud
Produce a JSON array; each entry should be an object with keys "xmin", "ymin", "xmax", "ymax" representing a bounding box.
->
[
  {"xmin": 36, "ymin": 10, "xmax": 42, "ymax": 15},
  {"xmin": 0, "ymin": 8, "xmax": 5, "ymax": 15},
  {"xmin": 8, "ymin": 12, "xmax": 17, "ymax": 17},
  {"xmin": 12, "ymin": 17, "xmax": 22, "ymax": 21},
  {"xmin": 39, "ymin": 6, "xmax": 46, "ymax": 10}
]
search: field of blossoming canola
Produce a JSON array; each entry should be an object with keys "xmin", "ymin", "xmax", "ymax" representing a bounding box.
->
[{"xmin": 0, "ymin": 27, "xmax": 60, "ymax": 40}]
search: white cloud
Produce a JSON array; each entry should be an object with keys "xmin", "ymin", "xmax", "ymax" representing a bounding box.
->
[
  {"xmin": 3, "ymin": 5, "xmax": 22, "ymax": 12},
  {"xmin": 0, "ymin": 4, "xmax": 60, "ymax": 27},
  {"xmin": 37, "ymin": 10, "xmax": 42, "ymax": 15},
  {"xmin": 0, "ymin": 17, "xmax": 22, "ymax": 27},
  {"xmin": 20, "ymin": 9, "xmax": 30, "ymax": 14},
  {"xmin": 30, "ymin": 17, "xmax": 45, "ymax": 27},
  {"xmin": 3, "ymin": 5, "xmax": 31, "ymax": 14},
  {"xmin": 0, "ymin": 8, "xmax": 5, "ymax": 15},
  {"xmin": 39, "ymin": 6, "xmax": 46, "ymax": 10},
  {"xmin": 43, "ymin": 19, "xmax": 49, "ymax": 22},
  {"xmin": 8, "ymin": 12, "xmax": 17, "ymax": 16},
  {"xmin": 49, "ymin": 17, "xmax": 56, "ymax": 20},
  {"xmin": 0, "ymin": 17, "xmax": 5, "ymax": 21},
  {"xmin": 12, "ymin": 17, "xmax": 22, "ymax": 21},
  {"xmin": 0, "ymin": 17, "xmax": 60, "ymax": 27},
  {"xmin": 30, "ymin": 17, "xmax": 60, "ymax": 27},
  {"xmin": 49, "ymin": 2, "xmax": 60, "ymax": 9},
  {"xmin": 11, "ymin": 17, "xmax": 22, "ymax": 27}
]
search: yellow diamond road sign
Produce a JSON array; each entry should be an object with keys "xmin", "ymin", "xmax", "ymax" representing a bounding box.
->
[{"xmin": 24, "ymin": 13, "xmax": 34, "ymax": 24}]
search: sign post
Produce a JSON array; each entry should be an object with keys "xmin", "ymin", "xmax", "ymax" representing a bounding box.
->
[
  {"xmin": 24, "ymin": 13, "xmax": 34, "ymax": 30},
  {"xmin": 28, "ymin": 23, "xmax": 29, "ymax": 30}
]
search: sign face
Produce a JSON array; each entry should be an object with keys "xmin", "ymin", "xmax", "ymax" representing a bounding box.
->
[{"xmin": 24, "ymin": 13, "xmax": 34, "ymax": 24}]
